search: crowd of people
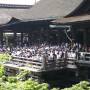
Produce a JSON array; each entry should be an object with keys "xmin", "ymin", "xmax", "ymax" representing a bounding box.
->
[
  {"xmin": 0, "ymin": 42, "xmax": 88, "ymax": 61},
  {"xmin": 10, "ymin": 42, "xmax": 85, "ymax": 61},
  {"xmin": 0, "ymin": 42, "xmax": 89, "ymax": 70}
]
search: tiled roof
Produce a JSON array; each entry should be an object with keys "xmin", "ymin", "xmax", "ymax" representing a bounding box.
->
[
  {"xmin": 0, "ymin": 0, "xmax": 85, "ymax": 24},
  {"xmin": 53, "ymin": 14, "xmax": 90, "ymax": 24},
  {"xmin": 20, "ymin": 0, "xmax": 84, "ymax": 21}
]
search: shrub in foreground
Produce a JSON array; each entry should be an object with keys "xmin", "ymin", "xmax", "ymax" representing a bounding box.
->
[{"xmin": 0, "ymin": 65, "xmax": 4, "ymax": 77}]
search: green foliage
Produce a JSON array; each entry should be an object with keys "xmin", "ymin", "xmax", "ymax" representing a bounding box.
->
[
  {"xmin": 51, "ymin": 88, "xmax": 60, "ymax": 90},
  {"xmin": 8, "ymin": 76, "xmax": 17, "ymax": 83},
  {"xmin": 0, "ymin": 65, "xmax": 5, "ymax": 77},
  {"xmin": 0, "ymin": 81, "xmax": 17, "ymax": 90},
  {"xmin": 0, "ymin": 56, "xmax": 90, "ymax": 90},
  {"xmin": 17, "ymin": 70, "xmax": 30, "ymax": 81},
  {"xmin": 0, "ymin": 67, "xmax": 50, "ymax": 90},
  {"xmin": 1, "ymin": 75, "xmax": 7, "ymax": 81},
  {"xmin": 0, "ymin": 77, "xmax": 49, "ymax": 90},
  {"xmin": 23, "ymin": 79, "xmax": 49, "ymax": 90},
  {"xmin": 0, "ymin": 74, "xmax": 90, "ymax": 90},
  {"xmin": 0, "ymin": 53, "xmax": 11, "ymax": 63},
  {"xmin": 62, "ymin": 81, "xmax": 90, "ymax": 90}
]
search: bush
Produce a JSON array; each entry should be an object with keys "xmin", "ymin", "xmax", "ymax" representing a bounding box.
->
[
  {"xmin": 17, "ymin": 70, "xmax": 30, "ymax": 81},
  {"xmin": 62, "ymin": 81, "xmax": 90, "ymax": 90},
  {"xmin": 1, "ymin": 75, "xmax": 7, "ymax": 81},
  {"xmin": 0, "ymin": 64, "xmax": 90, "ymax": 90},
  {"xmin": 51, "ymin": 88, "xmax": 60, "ymax": 90},
  {"xmin": 0, "ymin": 65, "xmax": 5, "ymax": 77},
  {"xmin": 0, "ymin": 53, "xmax": 11, "ymax": 63},
  {"xmin": 23, "ymin": 79, "xmax": 49, "ymax": 90},
  {"xmin": 8, "ymin": 76, "xmax": 17, "ymax": 83}
]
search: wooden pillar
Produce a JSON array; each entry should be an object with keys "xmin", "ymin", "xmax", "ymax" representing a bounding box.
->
[
  {"xmin": 71, "ymin": 26, "xmax": 76, "ymax": 41},
  {"xmin": 0, "ymin": 31, "xmax": 3, "ymax": 47},
  {"xmin": 21, "ymin": 33, "xmax": 23, "ymax": 47},
  {"xmin": 14, "ymin": 32, "xmax": 17, "ymax": 47},
  {"xmin": 83, "ymin": 29, "xmax": 87, "ymax": 51},
  {"xmin": 69, "ymin": 25, "xmax": 74, "ymax": 46},
  {"xmin": 28, "ymin": 33, "xmax": 31, "ymax": 46}
]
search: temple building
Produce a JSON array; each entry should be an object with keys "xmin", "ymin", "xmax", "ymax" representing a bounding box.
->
[
  {"xmin": 0, "ymin": 0, "xmax": 40, "ymax": 46},
  {"xmin": 0, "ymin": 0, "xmax": 89, "ymax": 48},
  {"xmin": 53, "ymin": 0, "xmax": 90, "ymax": 52},
  {"xmin": 2, "ymin": 0, "xmax": 90, "ymax": 79}
]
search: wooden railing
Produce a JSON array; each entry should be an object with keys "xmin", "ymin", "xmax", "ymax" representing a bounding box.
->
[
  {"xmin": 78, "ymin": 52, "xmax": 90, "ymax": 61},
  {"xmin": 4, "ymin": 55, "xmax": 67, "ymax": 72},
  {"xmin": 5, "ymin": 51, "xmax": 90, "ymax": 73}
]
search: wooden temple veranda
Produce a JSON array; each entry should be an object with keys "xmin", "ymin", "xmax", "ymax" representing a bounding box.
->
[{"xmin": 0, "ymin": 0, "xmax": 90, "ymax": 80}]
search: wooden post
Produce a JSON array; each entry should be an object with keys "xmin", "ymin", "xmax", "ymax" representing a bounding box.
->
[
  {"xmin": 0, "ymin": 31, "xmax": 3, "ymax": 47},
  {"xmin": 28, "ymin": 33, "xmax": 31, "ymax": 46},
  {"xmin": 14, "ymin": 32, "xmax": 17, "ymax": 47},
  {"xmin": 21, "ymin": 33, "xmax": 23, "ymax": 47},
  {"xmin": 42, "ymin": 54, "xmax": 48, "ymax": 70},
  {"xmin": 83, "ymin": 29, "xmax": 87, "ymax": 51}
]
